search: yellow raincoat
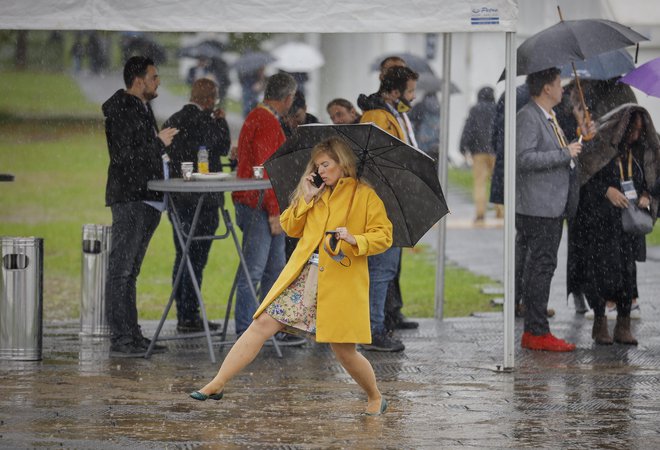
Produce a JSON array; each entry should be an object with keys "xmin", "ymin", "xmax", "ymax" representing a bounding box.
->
[
  {"xmin": 360, "ymin": 108, "xmax": 405, "ymax": 141},
  {"xmin": 254, "ymin": 177, "xmax": 392, "ymax": 343}
]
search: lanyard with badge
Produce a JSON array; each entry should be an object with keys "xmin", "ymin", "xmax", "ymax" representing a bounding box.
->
[{"xmin": 618, "ymin": 149, "xmax": 638, "ymax": 201}]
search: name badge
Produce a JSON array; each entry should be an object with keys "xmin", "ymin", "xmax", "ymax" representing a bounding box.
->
[{"xmin": 621, "ymin": 180, "xmax": 638, "ymax": 201}]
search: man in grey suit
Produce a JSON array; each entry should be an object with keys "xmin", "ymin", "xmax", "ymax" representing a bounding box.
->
[{"xmin": 516, "ymin": 67, "xmax": 583, "ymax": 352}]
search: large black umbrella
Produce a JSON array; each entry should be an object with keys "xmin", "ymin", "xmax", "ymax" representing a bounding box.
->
[
  {"xmin": 516, "ymin": 19, "xmax": 646, "ymax": 77},
  {"xmin": 499, "ymin": 19, "xmax": 647, "ymax": 81},
  {"xmin": 264, "ymin": 123, "xmax": 449, "ymax": 247}
]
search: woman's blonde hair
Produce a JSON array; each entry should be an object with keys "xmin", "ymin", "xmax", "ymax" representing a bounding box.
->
[{"xmin": 290, "ymin": 137, "xmax": 358, "ymax": 202}]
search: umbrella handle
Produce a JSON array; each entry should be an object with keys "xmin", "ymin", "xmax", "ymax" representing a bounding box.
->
[{"xmin": 572, "ymin": 63, "xmax": 596, "ymax": 141}]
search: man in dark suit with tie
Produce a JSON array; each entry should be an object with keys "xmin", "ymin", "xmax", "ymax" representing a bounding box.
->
[
  {"xmin": 516, "ymin": 67, "xmax": 583, "ymax": 352},
  {"xmin": 163, "ymin": 78, "xmax": 231, "ymax": 332}
]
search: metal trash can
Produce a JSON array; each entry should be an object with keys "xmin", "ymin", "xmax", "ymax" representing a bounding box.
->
[
  {"xmin": 80, "ymin": 224, "xmax": 112, "ymax": 336},
  {"xmin": 0, "ymin": 237, "xmax": 43, "ymax": 361}
]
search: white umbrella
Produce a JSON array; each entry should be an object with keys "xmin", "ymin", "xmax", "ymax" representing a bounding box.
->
[{"xmin": 272, "ymin": 41, "xmax": 325, "ymax": 72}]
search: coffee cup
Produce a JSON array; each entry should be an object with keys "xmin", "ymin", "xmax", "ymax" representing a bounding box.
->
[
  {"xmin": 181, "ymin": 162, "xmax": 194, "ymax": 181},
  {"xmin": 252, "ymin": 165, "xmax": 265, "ymax": 179}
]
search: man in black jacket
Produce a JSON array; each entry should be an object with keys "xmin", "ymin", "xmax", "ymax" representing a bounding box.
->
[
  {"xmin": 103, "ymin": 56, "xmax": 178, "ymax": 356},
  {"xmin": 162, "ymin": 78, "xmax": 231, "ymax": 332}
]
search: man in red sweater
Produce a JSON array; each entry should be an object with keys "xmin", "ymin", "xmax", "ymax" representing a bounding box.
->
[{"xmin": 232, "ymin": 73, "xmax": 300, "ymax": 341}]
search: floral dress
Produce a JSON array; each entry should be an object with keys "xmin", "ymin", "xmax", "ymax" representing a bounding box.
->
[{"xmin": 265, "ymin": 258, "xmax": 318, "ymax": 339}]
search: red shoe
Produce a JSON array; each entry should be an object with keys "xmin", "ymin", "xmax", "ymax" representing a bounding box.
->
[{"xmin": 521, "ymin": 332, "xmax": 575, "ymax": 352}]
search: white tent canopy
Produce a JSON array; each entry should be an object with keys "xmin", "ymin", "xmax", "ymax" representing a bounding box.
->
[
  {"xmin": 1, "ymin": 0, "xmax": 520, "ymax": 369},
  {"xmin": 1, "ymin": 0, "xmax": 517, "ymax": 32}
]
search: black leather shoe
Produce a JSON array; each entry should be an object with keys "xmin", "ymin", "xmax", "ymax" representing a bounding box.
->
[
  {"xmin": 139, "ymin": 336, "xmax": 167, "ymax": 353},
  {"xmin": 177, "ymin": 318, "xmax": 220, "ymax": 333},
  {"xmin": 362, "ymin": 333, "xmax": 405, "ymax": 352},
  {"xmin": 395, "ymin": 320, "xmax": 419, "ymax": 330},
  {"xmin": 110, "ymin": 340, "xmax": 147, "ymax": 358}
]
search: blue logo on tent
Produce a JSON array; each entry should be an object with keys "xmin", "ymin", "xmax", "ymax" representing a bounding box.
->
[{"xmin": 471, "ymin": 6, "xmax": 499, "ymax": 25}]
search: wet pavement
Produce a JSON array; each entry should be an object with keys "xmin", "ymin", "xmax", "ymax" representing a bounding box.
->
[{"xmin": 3, "ymin": 186, "xmax": 660, "ymax": 448}]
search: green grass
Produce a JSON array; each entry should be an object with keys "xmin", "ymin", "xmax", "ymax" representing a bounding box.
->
[
  {"xmin": 0, "ymin": 69, "xmax": 505, "ymax": 322},
  {"xmin": 0, "ymin": 70, "xmax": 100, "ymax": 118},
  {"xmin": 448, "ymin": 166, "xmax": 474, "ymax": 194}
]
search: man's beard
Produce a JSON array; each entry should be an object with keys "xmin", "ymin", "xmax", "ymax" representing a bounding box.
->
[{"xmin": 144, "ymin": 90, "xmax": 158, "ymax": 101}]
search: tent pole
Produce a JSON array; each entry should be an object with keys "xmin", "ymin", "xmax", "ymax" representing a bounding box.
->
[
  {"xmin": 434, "ymin": 32, "xmax": 451, "ymax": 320},
  {"xmin": 503, "ymin": 31, "xmax": 517, "ymax": 370}
]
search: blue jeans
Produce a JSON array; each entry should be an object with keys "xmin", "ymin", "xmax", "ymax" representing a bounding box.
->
[
  {"xmin": 105, "ymin": 202, "xmax": 161, "ymax": 344},
  {"xmin": 234, "ymin": 203, "xmax": 285, "ymax": 334},
  {"xmin": 368, "ymin": 247, "xmax": 401, "ymax": 335}
]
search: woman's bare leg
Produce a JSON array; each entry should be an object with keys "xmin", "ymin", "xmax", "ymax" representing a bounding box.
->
[
  {"xmin": 197, "ymin": 313, "xmax": 282, "ymax": 395},
  {"xmin": 330, "ymin": 343, "xmax": 382, "ymax": 414}
]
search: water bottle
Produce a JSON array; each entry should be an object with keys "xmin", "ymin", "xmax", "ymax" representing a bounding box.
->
[{"xmin": 197, "ymin": 146, "xmax": 209, "ymax": 174}]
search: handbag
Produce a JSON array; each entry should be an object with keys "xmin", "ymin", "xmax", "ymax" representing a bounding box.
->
[{"xmin": 621, "ymin": 204, "xmax": 653, "ymax": 235}]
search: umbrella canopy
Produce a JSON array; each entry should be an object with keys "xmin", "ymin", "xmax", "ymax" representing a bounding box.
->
[
  {"xmin": 233, "ymin": 51, "xmax": 276, "ymax": 76},
  {"xmin": 560, "ymin": 48, "xmax": 635, "ymax": 80},
  {"xmin": 123, "ymin": 34, "xmax": 167, "ymax": 64},
  {"xmin": 619, "ymin": 57, "xmax": 660, "ymax": 98},
  {"xmin": 264, "ymin": 123, "xmax": 449, "ymax": 247},
  {"xmin": 499, "ymin": 19, "xmax": 647, "ymax": 81},
  {"xmin": 272, "ymin": 42, "xmax": 324, "ymax": 72},
  {"xmin": 179, "ymin": 40, "xmax": 225, "ymax": 60},
  {"xmin": 417, "ymin": 73, "xmax": 461, "ymax": 94},
  {"xmin": 370, "ymin": 52, "xmax": 434, "ymax": 75},
  {"xmin": 516, "ymin": 19, "xmax": 647, "ymax": 76}
]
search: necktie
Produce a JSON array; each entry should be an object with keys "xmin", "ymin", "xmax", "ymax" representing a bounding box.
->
[{"xmin": 549, "ymin": 115, "xmax": 567, "ymax": 148}]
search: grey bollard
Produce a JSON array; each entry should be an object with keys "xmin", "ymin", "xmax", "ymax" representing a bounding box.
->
[
  {"xmin": 0, "ymin": 237, "xmax": 43, "ymax": 361},
  {"xmin": 80, "ymin": 224, "xmax": 111, "ymax": 336}
]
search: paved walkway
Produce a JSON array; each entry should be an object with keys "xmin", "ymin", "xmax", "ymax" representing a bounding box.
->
[{"xmin": 2, "ymin": 181, "xmax": 660, "ymax": 448}]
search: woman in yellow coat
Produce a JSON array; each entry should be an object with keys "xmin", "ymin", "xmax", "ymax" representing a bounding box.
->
[{"xmin": 190, "ymin": 137, "xmax": 393, "ymax": 415}]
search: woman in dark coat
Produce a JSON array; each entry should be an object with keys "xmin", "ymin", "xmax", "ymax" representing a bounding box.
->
[
  {"xmin": 564, "ymin": 78, "xmax": 638, "ymax": 314},
  {"xmin": 575, "ymin": 104, "xmax": 660, "ymax": 345}
]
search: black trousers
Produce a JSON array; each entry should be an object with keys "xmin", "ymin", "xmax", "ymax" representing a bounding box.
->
[
  {"xmin": 384, "ymin": 251, "xmax": 404, "ymax": 332},
  {"xmin": 515, "ymin": 214, "xmax": 563, "ymax": 336},
  {"xmin": 105, "ymin": 202, "xmax": 161, "ymax": 344},
  {"xmin": 168, "ymin": 195, "xmax": 219, "ymax": 323}
]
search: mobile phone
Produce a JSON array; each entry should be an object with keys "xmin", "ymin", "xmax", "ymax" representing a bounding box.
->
[{"xmin": 312, "ymin": 172, "xmax": 324, "ymax": 188}]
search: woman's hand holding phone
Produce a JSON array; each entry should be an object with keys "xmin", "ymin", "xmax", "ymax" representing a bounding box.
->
[{"xmin": 303, "ymin": 171, "xmax": 325, "ymax": 203}]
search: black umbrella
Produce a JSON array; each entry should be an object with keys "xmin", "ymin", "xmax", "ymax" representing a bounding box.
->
[
  {"xmin": 123, "ymin": 35, "xmax": 168, "ymax": 64},
  {"xmin": 511, "ymin": 19, "xmax": 647, "ymax": 78},
  {"xmin": 560, "ymin": 48, "xmax": 634, "ymax": 80},
  {"xmin": 370, "ymin": 52, "xmax": 434, "ymax": 75},
  {"xmin": 264, "ymin": 123, "xmax": 449, "ymax": 247},
  {"xmin": 233, "ymin": 51, "xmax": 276, "ymax": 76},
  {"xmin": 179, "ymin": 41, "xmax": 225, "ymax": 60}
]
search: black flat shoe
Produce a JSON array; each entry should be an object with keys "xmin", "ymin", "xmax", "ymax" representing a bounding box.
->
[{"xmin": 190, "ymin": 390, "xmax": 224, "ymax": 401}]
